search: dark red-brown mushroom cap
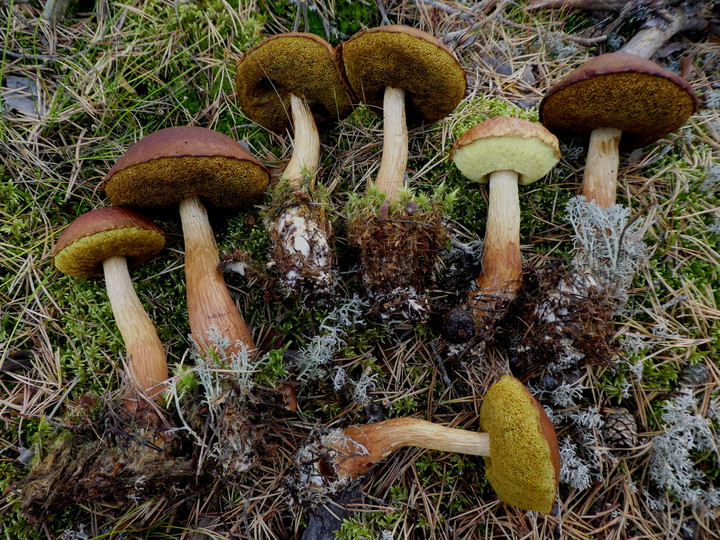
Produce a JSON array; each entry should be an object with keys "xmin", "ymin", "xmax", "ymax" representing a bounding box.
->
[
  {"xmin": 540, "ymin": 52, "xmax": 699, "ymax": 149},
  {"xmin": 102, "ymin": 126, "xmax": 270, "ymax": 211},
  {"xmin": 235, "ymin": 32, "xmax": 354, "ymax": 133},
  {"xmin": 336, "ymin": 25, "xmax": 467, "ymax": 126},
  {"xmin": 53, "ymin": 206, "xmax": 165, "ymax": 278}
]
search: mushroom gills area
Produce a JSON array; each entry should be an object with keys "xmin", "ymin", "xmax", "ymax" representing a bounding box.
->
[
  {"xmin": 540, "ymin": 72, "xmax": 697, "ymax": 148},
  {"xmin": 54, "ymin": 227, "xmax": 165, "ymax": 278},
  {"xmin": 452, "ymin": 136, "xmax": 560, "ymax": 185},
  {"xmin": 480, "ymin": 377, "xmax": 559, "ymax": 513},
  {"xmin": 104, "ymin": 156, "xmax": 269, "ymax": 210}
]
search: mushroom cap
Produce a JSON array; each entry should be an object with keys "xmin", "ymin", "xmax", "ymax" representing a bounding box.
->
[
  {"xmin": 540, "ymin": 52, "xmax": 699, "ymax": 149},
  {"xmin": 452, "ymin": 117, "xmax": 561, "ymax": 185},
  {"xmin": 53, "ymin": 206, "xmax": 165, "ymax": 278},
  {"xmin": 479, "ymin": 375, "xmax": 560, "ymax": 513},
  {"xmin": 235, "ymin": 32, "xmax": 354, "ymax": 133},
  {"xmin": 336, "ymin": 25, "xmax": 467, "ymax": 125},
  {"xmin": 102, "ymin": 126, "xmax": 270, "ymax": 211}
]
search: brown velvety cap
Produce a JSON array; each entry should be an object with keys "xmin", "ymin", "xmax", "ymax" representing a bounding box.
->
[
  {"xmin": 540, "ymin": 52, "xmax": 699, "ymax": 149},
  {"xmin": 53, "ymin": 206, "xmax": 165, "ymax": 278},
  {"xmin": 336, "ymin": 25, "xmax": 467, "ymax": 125},
  {"xmin": 235, "ymin": 33, "xmax": 354, "ymax": 133},
  {"xmin": 102, "ymin": 126, "xmax": 270, "ymax": 210}
]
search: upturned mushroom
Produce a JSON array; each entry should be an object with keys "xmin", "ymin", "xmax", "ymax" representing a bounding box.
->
[
  {"xmin": 337, "ymin": 25, "xmax": 466, "ymax": 202},
  {"xmin": 297, "ymin": 375, "xmax": 560, "ymax": 513},
  {"xmin": 235, "ymin": 32, "xmax": 354, "ymax": 300},
  {"xmin": 53, "ymin": 206, "xmax": 168, "ymax": 414},
  {"xmin": 336, "ymin": 25, "xmax": 466, "ymax": 322},
  {"xmin": 451, "ymin": 117, "xmax": 560, "ymax": 328},
  {"xmin": 102, "ymin": 126, "xmax": 270, "ymax": 359},
  {"xmin": 540, "ymin": 52, "xmax": 698, "ymax": 209}
]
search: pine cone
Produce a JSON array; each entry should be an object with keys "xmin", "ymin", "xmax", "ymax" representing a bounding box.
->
[{"xmin": 603, "ymin": 408, "xmax": 638, "ymax": 450}]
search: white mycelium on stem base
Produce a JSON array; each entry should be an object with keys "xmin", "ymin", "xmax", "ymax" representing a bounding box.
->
[
  {"xmin": 270, "ymin": 93, "xmax": 335, "ymax": 296},
  {"xmin": 234, "ymin": 32, "xmax": 356, "ymax": 300}
]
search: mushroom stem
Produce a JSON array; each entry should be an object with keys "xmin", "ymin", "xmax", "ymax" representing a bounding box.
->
[
  {"xmin": 179, "ymin": 195, "xmax": 256, "ymax": 356},
  {"xmin": 581, "ymin": 126, "xmax": 622, "ymax": 209},
  {"xmin": 283, "ymin": 93, "xmax": 321, "ymax": 188},
  {"xmin": 470, "ymin": 170, "xmax": 522, "ymax": 311},
  {"xmin": 373, "ymin": 86, "xmax": 408, "ymax": 202},
  {"xmin": 334, "ymin": 417, "xmax": 489, "ymax": 479},
  {"xmin": 102, "ymin": 255, "xmax": 168, "ymax": 402}
]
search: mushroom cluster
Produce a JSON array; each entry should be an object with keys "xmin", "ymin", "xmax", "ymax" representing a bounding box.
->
[{"xmin": 34, "ymin": 13, "xmax": 703, "ymax": 536}]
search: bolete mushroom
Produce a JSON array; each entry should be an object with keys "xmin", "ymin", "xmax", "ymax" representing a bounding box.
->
[
  {"xmin": 540, "ymin": 52, "xmax": 698, "ymax": 209},
  {"xmin": 235, "ymin": 32, "xmax": 354, "ymax": 300},
  {"xmin": 451, "ymin": 117, "xmax": 560, "ymax": 327},
  {"xmin": 337, "ymin": 25, "xmax": 467, "ymax": 201},
  {"xmin": 52, "ymin": 206, "xmax": 168, "ymax": 414},
  {"xmin": 102, "ymin": 126, "xmax": 270, "ymax": 358},
  {"xmin": 335, "ymin": 25, "xmax": 466, "ymax": 322},
  {"xmin": 298, "ymin": 375, "xmax": 560, "ymax": 513}
]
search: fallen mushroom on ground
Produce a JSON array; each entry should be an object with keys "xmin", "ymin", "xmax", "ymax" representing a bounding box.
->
[
  {"xmin": 336, "ymin": 25, "xmax": 467, "ymax": 324},
  {"xmin": 52, "ymin": 206, "xmax": 169, "ymax": 416},
  {"xmin": 235, "ymin": 32, "xmax": 354, "ymax": 302},
  {"xmin": 451, "ymin": 117, "xmax": 560, "ymax": 331},
  {"xmin": 102, "ymin": 126, "xmax": 270, "ymax": 359},
  {"xmin": 294, "ymin": 375, "xmax": 560, "ymax": 514}
]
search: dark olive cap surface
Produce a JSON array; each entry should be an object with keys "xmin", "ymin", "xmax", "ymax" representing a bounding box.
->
[
  {"xmin": 235, "ymin": 33, "xmax": 354, "ymax": 133},
  {"xmin": 103, "ymin": 126, "xmax": 270, "ymax": 210},
  {"xmin": 53, "ymin": 206, "xmax": 165, "ymax": 278},
  {"xmin": 336, "ymin": 25, "xmax": 467, "ymax": 125},
  {"xmin": 540, "ymin": 53, "xmax": 699, "ymax": 149}
]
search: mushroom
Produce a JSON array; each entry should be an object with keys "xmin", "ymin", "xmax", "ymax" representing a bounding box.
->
[
  {"xmin": 540, "ymin": 52, "xmax": 698, "ymax": 209},
  {"xmin": 451, "ymin": 117, "xmax": 560, "ymax": 327},
  {"xmin": 102, "ymin": 126, "xmax": 270, "ymax": 358},
  {"xmin": 298, "ymin": 375, "xmax": 560, "ymax": 513},
  {"xmin": 52, "ymin": 206, "xmax": 168, "ymax": 414},
  {"xmin": 235, "ymin": 32, "xmax": 354, "ymax": 300},
  {"xmin": 335, "ymin": 25, "xmax": 466, "ymax": 322},
  {"xmin": 337, "ymin": 25, "xmax": 467, "ymax": 201}
]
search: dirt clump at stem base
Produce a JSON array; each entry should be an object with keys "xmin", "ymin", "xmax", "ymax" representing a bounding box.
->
[{"xmin": 348, "ymin": 200, "xmax": 449, "ymax": 325}]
